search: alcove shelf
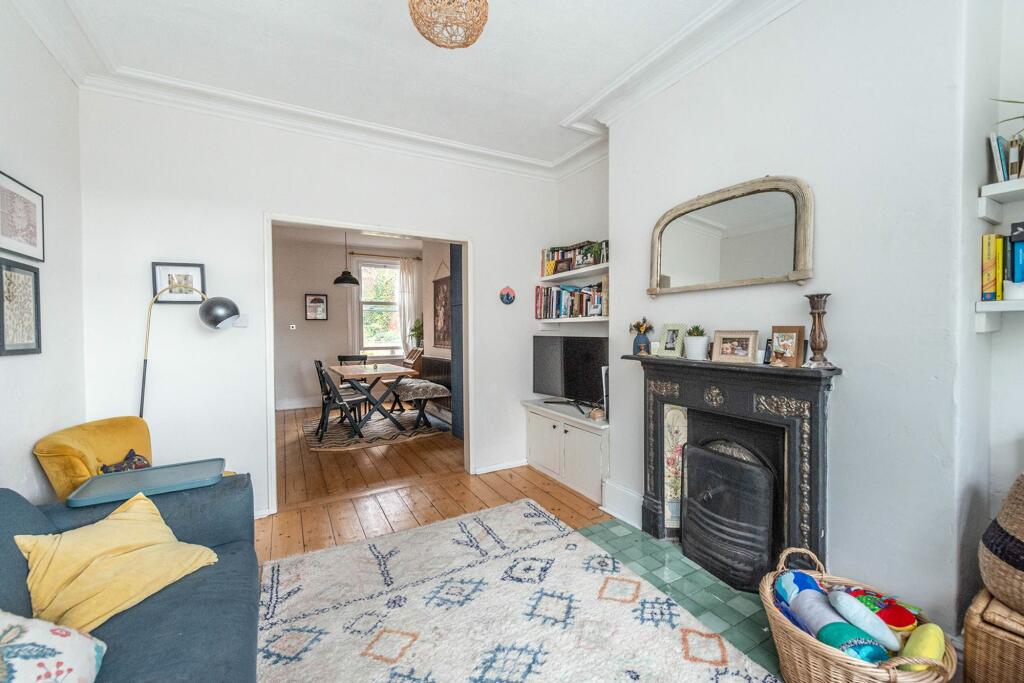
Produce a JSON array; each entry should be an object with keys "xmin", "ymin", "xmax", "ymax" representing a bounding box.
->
[
  {"xmin": 976, "ymin": 300, "xmax": 1024, "ymax": 333},
  {"xmin": 539, "ymin": 262, "xmax": 609, "ymax": 283}
]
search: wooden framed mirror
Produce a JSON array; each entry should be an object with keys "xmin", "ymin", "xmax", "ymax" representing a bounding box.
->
[{"xmin": 648, "ymin": 176, "xmax": 813, "ymax": 296}]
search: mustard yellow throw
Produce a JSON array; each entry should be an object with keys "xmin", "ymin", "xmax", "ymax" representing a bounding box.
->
[{"xmin": 14, "ymin": 493, "xmax": 217, "ymax": 633}]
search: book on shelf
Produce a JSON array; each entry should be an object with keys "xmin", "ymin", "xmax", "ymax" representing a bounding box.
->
[
  {"xmin": 540, "ymin": 239, "xmax": 609, "ymax": 276},
  {"xmin": 983, "ymin": 233, "xmax": 998, "ymax": 300},
  {"xmin": 989, "ymin": 132, "xmax": 1024, "ymax": 183},
  {"xmin": 534, "ymin": 279, "xmax": 607, "ymax": 320}
]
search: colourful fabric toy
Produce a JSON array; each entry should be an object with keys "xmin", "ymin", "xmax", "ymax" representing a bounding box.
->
[
  {"xmin": 899, "ymin": 623, "xmax": 945, "ymax": 672},
  {"xmin": 828, "ymin": 589, "xmax": 901, "ymax": 651},
  {"xmin": 774, "ymin": 571, "xmax": 889, "ymax": 663}
]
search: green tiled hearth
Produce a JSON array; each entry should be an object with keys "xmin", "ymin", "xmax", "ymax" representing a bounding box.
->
[{"xmin": 579, "ymin": 519, "xmax": 781, "ymax": 676}]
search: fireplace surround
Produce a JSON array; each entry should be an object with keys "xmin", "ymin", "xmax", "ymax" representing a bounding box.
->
[{"xmin": 625, "ymin": 354, "xmax": 840, "ymax": 584}]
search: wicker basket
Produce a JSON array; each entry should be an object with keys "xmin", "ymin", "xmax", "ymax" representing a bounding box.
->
[
  {"xmin": 757, "ymin": 548, "xmax": 957, "ymax": 683},
  {"xmin": 964, "ymin": 588, "xmax": 1024, "ymax": 683},
  {"xmin": 979, "ymin": 473, "xmax": 1024, "ymax": 614}
]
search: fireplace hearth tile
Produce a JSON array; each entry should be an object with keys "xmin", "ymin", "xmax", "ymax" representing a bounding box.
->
[
  {"xmin": 726, "ymin": 594, "xmax": 762, "ymax": 617},
  {"xmin": 709, "ymin": 603, "xmax": 745, "ymax": 626},
  {"xmin": 650, "ymin": 566, "xmax": 683, "ymax": 583},
  {"xmin": 696, "ymin": 612, "xmax": 730, "ymax": 633}
]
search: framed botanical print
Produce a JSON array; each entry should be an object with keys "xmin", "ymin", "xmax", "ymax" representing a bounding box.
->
[
  {"xmin": 305, "ymin": 293, "xmax": 328, "ymax": 320},
  {"xmin": 711, "ymin": 329, "xmax": 758, "ymax": 364},
  {"xmin": 0, "ymin": 171, "xmax": 44, "ymax": 262},
  {"xmin": 0, "ymin": 257, "xmax": 41, "ymax": 355},
  {"xmin": 770, "ymin": 325, "xmax": 805, "ymax": 367},
  {"xmin": 152, "ymin": 262, "xmax": 206, "ymax": 304}
]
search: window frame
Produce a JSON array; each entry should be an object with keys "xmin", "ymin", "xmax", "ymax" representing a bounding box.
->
[{"xmin": 357, "ymin": 258, "xmax": 403, "ymax": 356}]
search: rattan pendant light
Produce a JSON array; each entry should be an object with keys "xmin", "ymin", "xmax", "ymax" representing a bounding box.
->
[{"xmin": 408, "ymin": 0, "xmax": 488, "ymax": 49}]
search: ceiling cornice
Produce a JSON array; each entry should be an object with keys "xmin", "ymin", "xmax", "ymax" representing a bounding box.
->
[{"xmin": 14, "ymin": 0, "xmax": 804, "ymax": 181}]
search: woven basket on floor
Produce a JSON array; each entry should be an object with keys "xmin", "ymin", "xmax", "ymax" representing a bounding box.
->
[
  {"xmin": 964, "ymin": 588, "xmax": 1024, "ymax": 683},
  {"xmin": 979, "ymin": 473, "xmax": 1024, "ymax": 613},
  {"xmin": 757, "ymin": 548, "xmax": 957, "ymax": 683}
]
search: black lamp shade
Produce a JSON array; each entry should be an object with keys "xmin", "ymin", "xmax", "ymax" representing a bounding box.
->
[
  {"xmin": 199, "ymin": 296, "xmax": 240, "ymax": 329},
  {"xmin": 334, "ymin": 270, "xmax": 360, "ymax": 286}
]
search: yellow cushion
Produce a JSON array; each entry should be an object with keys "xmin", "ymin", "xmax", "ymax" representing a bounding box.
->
[
  {"xmin": 34, "ymin": 417, "xmax": 153, "ymax": 500},
  {"xmin": 14, "ymin": 493, "xmax": 216, "ymax": 633}
]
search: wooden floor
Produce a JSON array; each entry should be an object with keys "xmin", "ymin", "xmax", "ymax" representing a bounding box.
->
[{"xmin": 255, "ymin": 408, "xmax": 611, "ymax": 564}]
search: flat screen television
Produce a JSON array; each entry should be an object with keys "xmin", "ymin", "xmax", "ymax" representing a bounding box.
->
[{"xmin": 533, "ymin": 336, "xmax": 608, "ymax": 406}]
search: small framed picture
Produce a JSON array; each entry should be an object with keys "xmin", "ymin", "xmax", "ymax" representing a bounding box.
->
[
  {"xmin": 305, "ymin": 293, "xmax": 328, "ymax": 320},
  {"xmin": 657, "ymin": 324, "xmax": 684, "ymax": 357},
  {"xmin": 554, "ymin": 258, "xmax": 573, "ymax": 274},
  {"xmin": 0, "ymin": 257, "xmax": 41, "ymax": 355},
  {"xmin": 770, "ymin": 325, "xmax": 805, "ymax": 367},
  {"xmin": 0, "ymin": 171, "xmax": 44, "ymax": 262},
  {"xmin": 711, "ymin": 330, "xmax": 759, "ymax": 364},
  {"xmin": 152, "ymin": 262, "xmax": 205, "ymax": 304}
]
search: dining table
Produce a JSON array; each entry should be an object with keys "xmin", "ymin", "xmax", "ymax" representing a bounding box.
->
[{"xmin": 328, "ymin": 363, "xmax": 419, "ymax": 436}]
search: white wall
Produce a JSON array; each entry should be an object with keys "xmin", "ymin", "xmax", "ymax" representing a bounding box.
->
[
  {"xmin": 79, "ymin": 92, "xmax": 557, "ymax": 514},
  {"xmin": 606, "ymin": 0, "xmax": 968, "ymax": 629},
  {"xmin": 421, "ymin": 240, "xmax": 452, "ymax": 360},
  {"xmin": 0, "ymin": 0, "xmax": 84, "ymax": 503},
  {"xmin": 557, "ymin": 158, "xmax": 608, "ymax": 244}
]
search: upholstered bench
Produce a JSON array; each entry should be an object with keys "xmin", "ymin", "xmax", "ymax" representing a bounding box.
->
[{"xmin": 393, "ymin": 379, "xmax": 452, "ymax": 428}]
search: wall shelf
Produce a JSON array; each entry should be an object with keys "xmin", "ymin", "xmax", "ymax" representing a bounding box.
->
[
  {"xmin": 539, "ymin": 261, "xmax": 608, "ymax": 283},
  {"xmin": 537, "ymin": 316, "xmax": 609, "ymax": 324},
  {"xmin": 975, "ymin": 300, "xmax": 1024, "ymax": 333},
  {"xmin": 981, "ymin": 178, "xmax": 1024, "ymax": 204}
]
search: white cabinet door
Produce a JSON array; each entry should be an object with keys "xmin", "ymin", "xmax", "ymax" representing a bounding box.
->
[
  {"xmin": 562, "ymin": 424, "xmax": 603, "ymax": 502},
  {"xmin": 527, "ymin": 411, "xmax": 562, "ymax": 476}
]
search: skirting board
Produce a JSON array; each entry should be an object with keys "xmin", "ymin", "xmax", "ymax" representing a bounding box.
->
[
  {"xmin": 601, "ymin": 478, "xmax": 643, "ymax": 529},
  {"xmin": 472, "ymin": 459, "xmax": 528, "ymax": 475},
  {"xmin": 255, "ymin": 507, "xmax": 276, "ymax": 519}
]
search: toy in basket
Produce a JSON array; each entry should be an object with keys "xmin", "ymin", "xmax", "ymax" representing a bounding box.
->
[{"xmin": 758, "ymin": 548, "xmax": 957, "ymax": 682}]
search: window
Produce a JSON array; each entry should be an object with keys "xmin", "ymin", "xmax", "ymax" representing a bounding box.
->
[{"xmin": 359, "ymin": 261, "xmax": 401, "ymax": 356}]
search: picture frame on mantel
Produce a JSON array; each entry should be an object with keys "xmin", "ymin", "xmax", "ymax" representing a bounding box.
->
[{"xmin": 711, "ymin": 330, "xmax": 758, "ymax": 364}]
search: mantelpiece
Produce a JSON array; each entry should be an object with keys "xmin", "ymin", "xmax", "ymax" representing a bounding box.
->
[{"xmin": 624, "ymin": 354, "xmax": 841, "ymax": 567}]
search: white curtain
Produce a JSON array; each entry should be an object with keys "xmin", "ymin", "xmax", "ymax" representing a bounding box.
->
[
  {"xmin": 397, "ymin": 257, "xmax": 422, "ymax": 355},
  {"xmin": 342, "ymin": 281, "xmax": 361, "ymax": 355}
]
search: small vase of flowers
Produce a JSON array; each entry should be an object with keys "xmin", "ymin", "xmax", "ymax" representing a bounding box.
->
[
  {"xmin": 629, "ymin": 318, "xmax": 654, "ymax": 355},
  {"xmin": 683, "ymin": 324, "xmax": 709, "ymax": 360}
]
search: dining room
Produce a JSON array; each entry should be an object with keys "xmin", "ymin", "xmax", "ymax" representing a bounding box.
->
[{"xmin": 269, "ymin": 221, "xmax": 468, "ymax": 530}]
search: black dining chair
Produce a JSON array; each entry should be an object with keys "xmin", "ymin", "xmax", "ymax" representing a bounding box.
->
[{"xmin": 314, "ymin": 360, "xmax": 368, "ymax": 440}]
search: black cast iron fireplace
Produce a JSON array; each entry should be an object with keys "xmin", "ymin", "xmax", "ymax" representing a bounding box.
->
[{"xmin": 625, "ymin": 354, "xmax": 841, "ymax": 591}]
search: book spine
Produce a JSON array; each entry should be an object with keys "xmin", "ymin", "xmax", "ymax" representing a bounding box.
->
[
  {"xmin": 1011, "ymin": 138, "xmax": 1021, "ymax": 179},
  {"xmin": 992, "ymin": 133, "xmax": 1006, "ymax": 182},
  {"xmin": 997, "ymin": 235, "xmax": 1005, "ymax": 300},
  {"xmin": 1005, "ymin": 235, "xmax": 1014, "ymax": 282},
  {"xmin": 983, "ymin": 234, "xmax": 998, "ymax": 300},
  {"xmin": 999, "ymin": 136, "xmax": 1010, "ymax": 181},
  {"xmin": 1015, "ymin": 242, "xmax": 1024, "ymax": 283}
]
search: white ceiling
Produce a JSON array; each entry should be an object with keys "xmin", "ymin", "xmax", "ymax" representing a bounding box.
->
[
  {"xmin": 15, "ymin": 0, "xmax": 804, "ymax": 177},
  {"xmin": 273, "ymin": 222, "xmax": 425, "ymax": 252}
]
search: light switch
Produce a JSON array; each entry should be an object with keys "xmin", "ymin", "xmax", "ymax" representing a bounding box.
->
[{"xmin": 289, "ymin": 324, "xmax": 296, "ymax": 330}]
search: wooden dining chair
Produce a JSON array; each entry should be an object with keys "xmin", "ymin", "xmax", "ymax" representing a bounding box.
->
[
  {"xmin": 386, "ymin": 347, "xmax": 424, "ymax": 413},
  {"xmin": 314, "ymin": 360, "xmax": 367, "ymax": 439}
]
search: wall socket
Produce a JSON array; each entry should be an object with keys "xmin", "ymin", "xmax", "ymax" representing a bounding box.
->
[{"xmin": 289, "ymin": 324, "xmax": 297, "ymax": 330}]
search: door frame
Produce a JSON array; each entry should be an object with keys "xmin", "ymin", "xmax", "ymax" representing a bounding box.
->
[{"xmin": 262, "ymin": 212, "xmax": 473, "ymax": 516}]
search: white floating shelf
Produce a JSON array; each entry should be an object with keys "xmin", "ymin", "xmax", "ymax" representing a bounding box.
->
[
  {"xmin": 537, "ymin": 316, "xmax": 609, "ymax": 324},
  {"xmin": 539, "ymin": 262, "xmax": 609, "ymax": 283},
  {"xmin": 975, "ymin": 299, "xmax": 1024, "ymax": 333},
  {"xmin": 981, "ymin": 179, "xmax": 1024, "ymax": 205}
]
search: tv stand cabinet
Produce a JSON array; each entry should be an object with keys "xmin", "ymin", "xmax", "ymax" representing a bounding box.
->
[{"xmin": 521, "ymin": 399, "xmax": 609, "ymax": 504}]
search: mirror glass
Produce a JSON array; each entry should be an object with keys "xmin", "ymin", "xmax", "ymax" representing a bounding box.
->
[{"xmin": 657, "ymin": 191, "xmax": 797, "ymax": 290}]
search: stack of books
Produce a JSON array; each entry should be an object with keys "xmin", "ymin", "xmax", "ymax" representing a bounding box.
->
[
  {"xmin": 990, "ymin": 133, "xmax": 1023, "ymax": 182},
  {"xmin": 534, "ymin": 280, "xmax": 607, "ymax": 319},
  {"xmin": 541, "ymin": 240, "xmax": 609, "ymax": 276},
  {"xmin": 982, "ymin": 222, "xmax": 1024, "ymax": 300}
]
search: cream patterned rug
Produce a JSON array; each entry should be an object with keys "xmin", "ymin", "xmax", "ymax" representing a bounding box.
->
[
  {"xmin": 257, "ymin": 500, "xmax": 779, "ymax": 682},
  {"xmin": 303, "ymin": 412, "xmax": 442, "ymax": 452}
]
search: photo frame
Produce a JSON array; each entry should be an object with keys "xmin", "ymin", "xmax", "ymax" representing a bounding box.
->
[
  {"xmin": 711, "ymin": 329, "xmax": 758, "ymax": 364},
  {"xmin": 0, "ymin": 257, "xmax": 41, "ymax": 355},
  {"xmin": 305, "ymin": 293, "xmax": 328, "ymax": 320},
  {"xmin": 657, "ymin": 324, "xmax": 684, "ymax": 357},
  {"xmin": 554, "ymin": 258, "xmax": 573, "ymax": 274},
  {"xmin": 152, "ymin": 262, "xmax": 206, "ymax": 304},
  {"xmin": 770, "ymin": 325, "xmax": 805, "ymax": 368},
  {"xmin": 0, "ymin": 171, "xmax": 44, "ymax": 262},
  {"xmin": 433, "ymin": 276, "xmax": 451, "ymax": 349}
]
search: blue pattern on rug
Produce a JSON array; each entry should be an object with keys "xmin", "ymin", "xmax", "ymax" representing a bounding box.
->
[
  {"xmin": 424, "ymin": 578, "xmax": 488, "ymax": 610},
  {"xmin": 583, "ymin": 553, "xmax": 621, "ymax": 575},
  {"xmin": 344, "ymin": 610, "xmax": 387, "ymax": 636},
  {"xmin": 260, "ymin": 564, "xmax": 301, "ymax": 621},
  {"xmin": 523, "ymin": 589, "xmax": 578, "ymax": 630},
  {"xmin": 502, "ymin": 557, "xmax": 554, "ymax": 584},
  {"xmin": 632, "ymin": 597, "xmax": 681, "ymax": 629},
  {"xmin": 369, "ymin": 543, "xmax": 400, "ymax": 587},
  {"xmin": 258, "ymin": 625, "xmax": 326, "ymax": 665},
  {"xmin": 523, "ymin": 501, "xmax": 567, "ymax": 532},
  {"xmin": 710, "ymin": 668, "xmax": 781, "ymax": 683},
  {"xmin": 469, "ymin": 642, "xmax": 548, "ymax": 683},
  {"xmin": 387, "ymin": 595, "xmax": 407, "ymax": 609},
  {"xmin": 386, "ymin": 666, "xmax": 438, "ymax": 682}
]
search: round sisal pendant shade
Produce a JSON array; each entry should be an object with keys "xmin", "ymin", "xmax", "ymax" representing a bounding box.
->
[{"xmin": 408, "ymin": 0, "xmax": 488, "ymax": 49}]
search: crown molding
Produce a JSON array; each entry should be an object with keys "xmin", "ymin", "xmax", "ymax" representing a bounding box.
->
[{"xmin": 14, "ymin": 0, "xmax": 802, "ymax": 181}]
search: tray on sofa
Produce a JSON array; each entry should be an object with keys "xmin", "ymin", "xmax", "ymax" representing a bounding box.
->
[{"xmin": 65, "ymin": 458, "xmax": 225, "ymax": 507}]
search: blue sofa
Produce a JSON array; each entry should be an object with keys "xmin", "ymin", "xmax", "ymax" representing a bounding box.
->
[{"xmin": 0, "ymin": 474, "xmax": 258, "ymax": 682}]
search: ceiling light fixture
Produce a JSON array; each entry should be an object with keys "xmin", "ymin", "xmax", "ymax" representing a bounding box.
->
[
  {"xmin": 408, "ymin": 0, "xmax": 488, "ymax": 49},
  {"xmin": 334, "ymin": 232, "xmax": 360, "ymax": 287}
]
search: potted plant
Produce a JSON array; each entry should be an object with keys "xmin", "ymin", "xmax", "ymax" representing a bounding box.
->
[
  {"xmin": 409, "ymin": 319, "xmax": 424, "ymax": 348},
  {"xmin": 629, "ymin": 318, "xmax": 654, "ymax": 354},
  {"xmin": 683, "ymin": 324, "xmax": 709, "ymax": 360}
]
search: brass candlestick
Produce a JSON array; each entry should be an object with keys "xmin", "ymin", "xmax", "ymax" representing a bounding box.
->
[{"xmin": 803, "ymin": 293, "xmax": 833, "ymax": 369}]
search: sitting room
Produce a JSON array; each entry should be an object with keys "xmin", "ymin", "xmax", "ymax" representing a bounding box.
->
[{"xmin": 1, "ymin": 1, "xmax": 1022, "ymax": 681}]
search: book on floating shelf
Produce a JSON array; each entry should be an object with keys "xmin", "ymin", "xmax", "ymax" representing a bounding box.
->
[
  {"xmin": 540, "ymin": 239, "xmax": 609, "ymax": 277},
  {"xmin": 981, "ymin": 226, "xmax": 1024, "ymax": 301},
  {"xmin": 534, "ymin": 278, "xmax": 608, "ymax": 320}
]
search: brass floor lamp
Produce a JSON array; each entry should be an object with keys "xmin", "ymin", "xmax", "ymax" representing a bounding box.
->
[{"xmin": 140, "ymin": 284, "xmax": 240, "ymax": 417}]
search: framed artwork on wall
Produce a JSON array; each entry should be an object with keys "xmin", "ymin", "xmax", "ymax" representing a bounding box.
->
[
  {"xmin": 152, "ymin": 262, "xmax": 206, "ymax": 303},
  {"xmin": 433, "ymin": 276, "xmax": 451, "ymax": 349},
  {"xmin": 305, "ymin": 293, "xmax": 327, "ymax": 320},
  {"xmin": 0, "ymin": 171, "xmax": 44, "ymax": 262},
  {"xmin": 0, "ymin": 257, "xmax": 41, "ymax": 355}
]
